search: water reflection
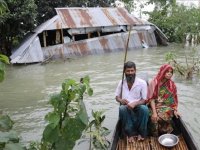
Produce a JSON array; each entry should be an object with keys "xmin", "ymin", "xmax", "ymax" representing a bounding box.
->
[{"xmin": 0, "ymin": 45, "xmax": 200, "ymax": 149}]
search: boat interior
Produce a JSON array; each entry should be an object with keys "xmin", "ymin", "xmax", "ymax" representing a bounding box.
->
[{"xmin": 114, "ymin": 117, "xmax": 192, "ymax": 150}]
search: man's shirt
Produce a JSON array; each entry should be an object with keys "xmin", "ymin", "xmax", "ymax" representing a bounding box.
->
[{"xmin": 115, "ymin": 77, "xmax": 147, "ymax": 103}]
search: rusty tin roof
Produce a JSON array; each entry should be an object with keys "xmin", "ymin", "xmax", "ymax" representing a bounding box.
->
[{"xmin": 56, "ymin": 7, "xmax": 145, "ymax": 28}]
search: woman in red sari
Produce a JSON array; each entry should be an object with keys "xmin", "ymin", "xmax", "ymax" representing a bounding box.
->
[{"xmin": 147, "ymin": 64, "xmax": 180, "ymax": 136}]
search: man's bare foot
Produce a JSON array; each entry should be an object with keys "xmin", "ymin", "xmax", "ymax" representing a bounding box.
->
[{"xmin": 137, "ymin": 135, "xmax": 144, "ymax": 141}]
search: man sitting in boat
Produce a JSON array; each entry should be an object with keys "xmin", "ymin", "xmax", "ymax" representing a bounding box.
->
[
  {"xmin": 147, "ymin": 64, "xmax": 180, "ymax": 136},
  {"xmin": 115, "ymin": 61, "xmax": 149, "ymax": 142}
]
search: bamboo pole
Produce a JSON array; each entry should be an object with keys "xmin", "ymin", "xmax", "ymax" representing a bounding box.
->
[{"xmin": 120, "ymin": 27, "xmax": 132, "ymax": 99}]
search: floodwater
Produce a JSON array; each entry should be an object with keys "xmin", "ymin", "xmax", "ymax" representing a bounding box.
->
[{"xmin": 0, "ymin": 44, "xmax": 200, "ymax": 149}]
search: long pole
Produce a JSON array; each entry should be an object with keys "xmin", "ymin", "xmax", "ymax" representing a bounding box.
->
[{"xmin": 120, "ymin": 27, "xmax": 132, "ymax": 98}]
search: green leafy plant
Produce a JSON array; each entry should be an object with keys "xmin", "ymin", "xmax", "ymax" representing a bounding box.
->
[
  {"xmin": 165, "ymin": 50, "xmax": 200, "ymax": 79},
  {"xmin": 0, "ymin": 114, "xmax": 25, "ymax": 150},
  {"xmin": 0, "ymin": 54, "xmax": 9, "ymax": 82},
  {"xmin": 41, "ymin": 76, "xmax": 93, "ymax": 150},
  {"xmin": 85, "ymin": 110, "xmax": 110, "ymax": 150},
  {"xmin": 0, "ymin": 0, "xmax": 8, "ymax": 15}
]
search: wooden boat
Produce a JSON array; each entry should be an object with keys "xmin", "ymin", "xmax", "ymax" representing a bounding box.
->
[{"xmin": 110, "ymin": 117, "xmax": 198, "ymax": 150}]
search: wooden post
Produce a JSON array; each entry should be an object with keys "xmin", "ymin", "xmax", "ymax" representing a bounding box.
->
[
  {"xmin": 88, "ymin": 32, "xmax": 91, "ymax": 38},
  {"xmin": 61, "ymin": 29, "xmax": 64, "ymax": 43},
  {"xmin": 43, "ymin": 31, "xmax": 47, "ymax": 47}
]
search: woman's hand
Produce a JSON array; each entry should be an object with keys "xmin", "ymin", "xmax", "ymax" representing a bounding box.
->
[
  {"xmin": 174, "ymin": 110, "xmax": 180, "ymax": 118},
  {"xmin": 151, "ymin": 112, "xmax": 158, "ymax": 123}
]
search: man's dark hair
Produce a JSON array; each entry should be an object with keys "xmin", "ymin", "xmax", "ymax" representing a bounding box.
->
[{"xmin": 124, "ymin": 61, "xmax": 136, "ymax": 71}]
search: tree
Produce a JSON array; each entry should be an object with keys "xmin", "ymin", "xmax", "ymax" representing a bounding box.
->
[
  {"xmin": 119, "ymin": 0, "xmax": 136, "ymax": 12},
  {"xmin": 0, "ymin": 0, "xmax": 37, "ymax": 56},
  {"xmin": 0, "ymin": 0, "xmax": 9, "ymax": 25},
  {"xmin": 147, "ymin": 4, "xmax": 200, "ymax": 43},
  {"xmin": 147, "ymin": 0, "xmax": 176, "ymax": 7}
]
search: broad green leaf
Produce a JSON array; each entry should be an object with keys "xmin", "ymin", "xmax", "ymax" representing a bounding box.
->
[
  {"xmin": 4, "ymin": 143, "xmax": 24, "ymax": 150},
  {"xmin": 45, "ymin": 112, "xmax": 60, "ymax": 128},
  {"xmin": 0, "ymin": 131, "xmax": 19, "ymax": 144},
  {"xmin": 100, "ymin": 115, "xmax": 105, "ymax": 123},
  {"xmin": 87, "ymin": 87, "xmax": 93, "ymax": 96},
  {"xmin": 59, "ymin": 117, "xmax": 86, "ymax": 150},
  {"xmin": 42, "ymin": 124, "xmax": 59, "ymax": 143},
  {"xmin": 82, "ymin": 76, "xmax": 90, "ymax": 85},
  {"xmin": 79, "ymin": 84, "xmax": 86, "ymax": 95},
  {"xmin": 77, "ymin": 100, "xmax": 88, "ymax": 125},
  {"xmin": 68, "ymin": 91, "xmax": 76, "ymax": 100},
  {"xmin": 54, "ymin": 137, "xmax": 69, "ymax": 150},
  {"xmin": 0, "ymin": 115, "xmax": 14, "ymax": 131},
  {"xmin": 0, "ymin": 55, "xmax": 9, "ymax": 64},
  {"xmin": 0, "ymin": 62, "xmax": 5, "ymax": 70},
  {"xmin": 49, "ymin": 94, "xmax": 61, "ymax": 107},
  {"xmin": 63, "ymin": 79, "xmax": 77, "ymax": 97},
  {"xmin": 50, "ymin": 94, "xmax": 66, "ymax": 113},
  {"xmin": 0, "ymin": 69, "xmax": 4, "ymax": 82}
]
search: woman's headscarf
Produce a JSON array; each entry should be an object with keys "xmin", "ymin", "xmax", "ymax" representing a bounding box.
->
[{"xmin": 147, "ymin": 64, "xmax": 178, "ymax": 109}]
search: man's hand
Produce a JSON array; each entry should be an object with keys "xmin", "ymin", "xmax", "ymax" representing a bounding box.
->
[
  {"xmin": 120, "ymin": 99, "xmax": 129, "ymax": 105},
  {"xmin": 127, "ymin": 101, "xmax": 137, "ymax": 109}
]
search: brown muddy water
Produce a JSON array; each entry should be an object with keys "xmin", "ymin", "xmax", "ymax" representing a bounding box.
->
[{"xmin": 0, "ymin": 44, "xmax": 200, "ymax": 149}]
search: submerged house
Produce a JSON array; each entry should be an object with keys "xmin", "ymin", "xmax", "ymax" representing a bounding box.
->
[{"xmin": 10, "ymin": 7, "xmax": 168, "ymax": 64}]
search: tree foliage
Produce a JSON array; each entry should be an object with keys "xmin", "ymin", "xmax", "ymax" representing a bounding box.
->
[
  {"xmin": 147, "ymin": 0, "xmax": 176, "ymax": 7},
  {"xmin": 0, "ymin": 0, "xmax": 37, "ymax": 56},
  {"xmin": 147, "ymin": 3, "xmax": 200, "ymax": 43},
  {"xmin": 0, "ymin": 54, "xmax": 9, "ymax": 82},
  {"xmin": 0, "ymin": 0, "xmax": 9, "ymax": 25},
  {"xmin": 0, "ymin": 0, "xmax": 8, "ymax": 15}
]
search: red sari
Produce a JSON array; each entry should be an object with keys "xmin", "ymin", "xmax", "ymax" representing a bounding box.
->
[{"xmin": 147, "ymin": 64, "xmax": 178, "ymax": 136}]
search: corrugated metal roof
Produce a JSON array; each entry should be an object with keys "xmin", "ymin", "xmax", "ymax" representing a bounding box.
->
[
  {"xmin": 11, "ymin": 36, "xmax": 44, "ymax": 63},
  {"xmin": 55, "ymin": 7, "xmax": 146, "ymax": 28},
  {"xmin": 33, "ymin": 15, "xmax": 62, "ymax": 33}
]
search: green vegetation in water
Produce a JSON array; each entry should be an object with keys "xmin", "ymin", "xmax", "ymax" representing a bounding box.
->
[
  {"xmin": 38, "ymin": 76, "xmax": 93, "ymax": 150},
  {"xmin": 1, "ymin": 72, "xmax": 111, "ymax": 150},
  {"xmin": 0, "ymin": 114, "xmax": 25, "ymax": 150},
  {"xmin": 0, "ymin": 54, "xmax": 9, "ymax": 82},
  {"xmin": 165, "ymin": 49, "xmax": 200, "ymax": 79},
  {"xmin": 84, "ymin": 110, "xmax": 110, "ymax": 150}
]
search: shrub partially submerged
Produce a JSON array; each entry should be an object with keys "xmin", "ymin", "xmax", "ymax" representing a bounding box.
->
[{"xmin": 165, "ymin": 49, "xmax": 200, "ymax": 79}]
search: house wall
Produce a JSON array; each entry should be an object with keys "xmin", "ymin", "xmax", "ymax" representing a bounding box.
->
[{"xmin": 42, "ymin": 30, "xmax": 157, "ymax": 59}]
